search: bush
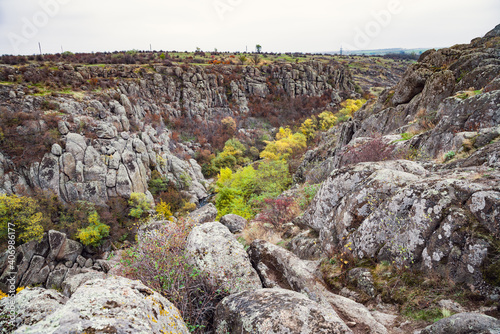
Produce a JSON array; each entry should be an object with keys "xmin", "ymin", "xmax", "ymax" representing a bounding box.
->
[
  {"xmin": 128, "ymin": 193, "xmax": 151, "ymax": 219},
  {"xmin": 76, "ymin": 211, "xmax": 110, "ymax": 246},
  {"xmin": 340, "ymin": 137, "xmax": 394, "ymax": 166},
  {"xmin": 120, "ymin": 220, "xmax": 229, "ymax": 332},
  {"xmin": 155, "ymin": 200, "xmax": 173, "ymax": 220},
  {"xmin": 0, "ymin": 194, "xmax": 44, "ymax": 247},
  {"xmin": 259, "ymin": 196, "xmax": 299, "ymax": 229},
  {"xmin": 215, "ymin": 160, "xmax": 291, "ymax": 219},
  {"xmin": 260, "ymin": 127, "xmax": 307, "ymax": 161}
]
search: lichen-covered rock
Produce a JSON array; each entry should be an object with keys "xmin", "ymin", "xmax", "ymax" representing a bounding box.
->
[
  {"xmin": 185, "ymin": 222, "xmax": 262, "ymax": 294},
  {"xmin": 220, "ymin": 213, "xmax": 247, "ymax": 233},
  {"xmin": 346, "ymin": 268, "xmax": 376, "ymax": 298},
  {"xmin": 418, "ymin": 312, "xmax": 500, "ymax": 334},
  {"xmin": 0, "ymin": 287, "xmax": 68, "ymax": 330},
  {"xmin": 187, "ymin": 203, "xmax": 217, "ymax": 225},
  {"xmin": 14, "ymin": 276, "xmax": 189, "ymax": 334},
  {"xmin": 214, "ymin": 288, "xmax": 352, "ymax": 334},
  {"xmin": 248, "ymin": 239, "xmax": 388, "ymax": 334},
  {"xmin": 61, "ymin": 270, "xmax": 107, "ymax": 297},
  {"xmin": 301, "ymin": 159, "xmax": 500, "ymax": 290}
]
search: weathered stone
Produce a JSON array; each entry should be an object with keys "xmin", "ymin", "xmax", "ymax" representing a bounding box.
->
[
  {"xmin": 61, "ymin": 270, "xmax": 106, "ymax": 297},
  {"xmin": 418, "ymin": 312, "xmax": 500, "ymax": 334},
  {"xmin": 56, "ymin": 239, "xmax": 83, "ymax": 264},
  {"xmin": 185, "ymin": 222, "xmax": 262, "ymax": 294},
  {"xmin": 45, "ymin": 263, "xmax": 68, "ymax": 289},
  {"xmin": 0, "ymin": 287, "xmax": 68, "ymax": 330},
  {"xmin": 346, "ymin": 268, "xmax": 376, "ymax": 298},
  {"xmin": 187, "ymin": 203, "xmax": 217, "ymax": 225},
  {"xmin": 84, "ymin": 258, "xmax": 93, "ymax": 268},
  {"xmin": 19, "ymin": 255, "xmax": 47, "ymax": 287},
  {"xmin": 51, "ymin": 144, "xmax": 62, "ymax": 156},
  {"xmin": 248, "ymin": 240, "xmax": 388, "ymax": 334},
  {"xmin": 219, "ymin": 214, "xmax": 247, "ymax": 233},
  {"xmin": 65, "ymin": 133, "xmax": 87, "ymax": 161},
  {"xmin": 214, "ymin": 288, "xmax": 352, "ymax": 334},
  {"xmin": 47, "ymin": 230, "xmax": 67, "ymax": 262},
  {"xmin": 14, "ymin": 277, "xmax": 189, "ymax": 334}
]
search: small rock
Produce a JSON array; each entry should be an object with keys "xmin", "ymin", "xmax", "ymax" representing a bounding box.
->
[{"xmin": 220, "ymin": 214, "xmax": 247, "ymax": 233}]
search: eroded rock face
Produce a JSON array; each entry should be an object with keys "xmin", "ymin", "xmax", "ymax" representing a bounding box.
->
[
  {"xmin": 301, "ymin": 159, "xmax": 500, "ymax": 291},
  {"xmin": 185, "ymin": 222, "xmax": 262, "ymax": 294},
  {"xmin": 0, "ymin": 287, "xmax": 68, "ymax": 330},
  {"xmin": 248, "ymin": 239, "xmax": 388, "ymax": 334},
  {"xmin": 214, "ymin": 288, "xmax": 352, "ymax": 334},
  {"xmin": 0, "ymin": 60, "xmax": 356, "ymax": 205},
  {"xmin": 12, "ymin": 276, "xmax": 189, "ymax": 334},
  {"xmin": 0, "ymin": 231, "xmax": 111, "ymax": 293}
]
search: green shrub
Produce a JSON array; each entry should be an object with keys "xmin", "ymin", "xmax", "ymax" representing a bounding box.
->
[
  {"xmin": 215, "ymin": 160, "xmax": 291, "ymax": 219},
  {"xmin": 128, "ymin": 193, "xmax": 151, "ymax": 219},
  {"xmin": 444, "ymin": 151, "xmax": 456, "ymax": 161},
  {"xmin": 76, "ymin": 211, "xmax": 110, "ymax": 246}
]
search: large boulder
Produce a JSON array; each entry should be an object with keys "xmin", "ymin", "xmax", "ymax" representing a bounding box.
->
[
  {"xmin": 214, "ymin": 288, "xmax": 352, "ymax": 334},
  {"xmin": 418, "ymin": 312, "xmax": 500, "ymax": 334},
  {"xmin": 185, "ymin": 222, "xmax": 262, "ymax": 294},
  {"xmin": 13, "ymin": 276, "xmax": 189, "ymax": 334},
  {"xmin": 301, "ymin": 160, "xmax": 500, "ymax": 289},
  {"xmin": 248, "ymin": 239, "xmax": 388, "ymax": 334},
  {"xmin": 0, "ymin": 287, "xmax": 68, "ymax": 330}
]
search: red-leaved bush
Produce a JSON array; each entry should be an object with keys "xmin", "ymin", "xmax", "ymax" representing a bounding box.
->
[
  {"xmin": 120, "ymin": 219, "xmax": 229, "ymax": 333},
  {"xmin": 259, "ymin": 196, "xmax": 299, "ymax": 229}
]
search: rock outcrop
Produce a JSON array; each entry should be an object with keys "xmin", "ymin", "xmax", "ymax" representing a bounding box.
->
[
  {"xmin": 295, "ymin": 26, "xmax": 500, "ymax": 183},
  {"xmin": 214, "ymin": 288, "xmax": 352, "ymax": 334},
  {"xmin": 0, "ymin": 230, "xmax": 114, "ymax": 293},
  {"xmin": 185, "ymin": 222, "xmax": 262, "ymax": 294},
  {"xmin": 418, "ymin": 312, "xmax": 500, "ymax": 334},
  {"xmin": 248, "ymin": 239, "xmax": 388, "ymax": 334},
  {"xmin": 5, "ymin": 276, "xmax": 189, "ymax": 334},
  {"xmin": 299, "ymin": 159, "xmax": 500, "ymax": 292},
  {"xmin": 0, "ymin": 61, "xmax": 356, "ymax": 205}
]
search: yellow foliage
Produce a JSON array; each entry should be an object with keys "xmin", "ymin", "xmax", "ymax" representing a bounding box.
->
[
  {"xmin": 299, "ymin": 117, "xmax": 317, "ymax": 139},
  {"xmin": 180, "ymin": 201, "xmax": 197, "ymax": 215},
  {"xmin": 341, "ymin": 98, "xmax": 366, "ymax": 113},
  {"xmin": 217, "ymin": 167, "xmax": 233, "ymax": 186},
  {"xmin": 156, "ymin": 200, "xmax": 173, "ymax": 221},
  {"xmin": 260, "ymin": 127, "xmax": 307, "ymax": 161},
  {"xmin": 318, "ymin": 111, "xmax": 338, "ymax": 131},
  {"xmin": 76, "ymin": 211, "xmax": 110, "ymax": 246},
  {"xmin": 0, "ymin": 194, "xmax": 44, "ymax": 244}
]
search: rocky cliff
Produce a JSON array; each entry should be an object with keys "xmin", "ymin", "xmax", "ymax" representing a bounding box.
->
[
  {"xmin": 295, "ymin": 25, "xmax": 500, "ymax": 295},
  {"xmin": 0, "ymin": 60, "xmax": 356, "ymax": 205}
]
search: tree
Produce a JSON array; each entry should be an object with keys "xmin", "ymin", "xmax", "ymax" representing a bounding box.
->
[
  {"xmin": 256, "ymin": 44, "xmax": 262, "ymax": 53},
  {"xmin": 238, "ymin": 54, "xmax": 247, "ymax": 65},
  {"xmin": 250, "ymin": 54, "xmax": 261, "ymax": 66},
  {"xmin": 260, "ymin": 127, "xmax": 307, "ymax": 161}
]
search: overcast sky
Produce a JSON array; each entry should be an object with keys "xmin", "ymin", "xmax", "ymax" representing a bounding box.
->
[{"xmin": 1, "ymin": 0, "xmax": 499, "ymax": 55}]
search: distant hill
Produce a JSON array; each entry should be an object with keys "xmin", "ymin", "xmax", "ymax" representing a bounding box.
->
[{"xmin": 325, "ymin": 47, "xmax": 445, "ymax": 56}]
